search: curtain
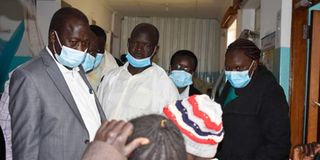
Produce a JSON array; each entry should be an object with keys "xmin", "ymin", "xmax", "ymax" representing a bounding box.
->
[
  {"xmin": 19, "ymin": 0, "xmax": 44, "ymax": 56},
  {"xmin": 119, "ymin": 16, "xmax": 221, "ymax": 84}
]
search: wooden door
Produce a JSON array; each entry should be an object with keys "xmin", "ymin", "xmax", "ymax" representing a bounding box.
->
[{"xmin": 306, "ymin": 10, "xmax": 320, "ymax": 143}]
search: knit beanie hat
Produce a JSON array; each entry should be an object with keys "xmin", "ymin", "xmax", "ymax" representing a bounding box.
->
[{"xmin": 163, "ymin": 94, "xmax": 224, "ymax": 158}]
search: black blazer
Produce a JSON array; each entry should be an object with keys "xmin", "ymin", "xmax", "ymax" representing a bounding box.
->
[{"xmin": 215, "ymin": 65, "xmax": 290, "ymax": 160}]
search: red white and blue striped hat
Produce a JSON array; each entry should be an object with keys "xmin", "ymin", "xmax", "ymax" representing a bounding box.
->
[{"xmin": 163, "ymin": 94, "xmax": 224, "ymax": 158}]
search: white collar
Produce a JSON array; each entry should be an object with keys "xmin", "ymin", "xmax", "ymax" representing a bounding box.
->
[{"xmin": 180, "ymin": 85, "xmax": 190, "ymax": 99}]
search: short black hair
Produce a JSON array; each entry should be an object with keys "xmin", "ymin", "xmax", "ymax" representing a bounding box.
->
[
  {"xmin": 90, "ymin": 25, "xmax": 106, "ymax": 42},
  {"xmin": 128, "ymin": 114, "xmax": 187, "ymax": 160},
  {"xmin": 48, "ymin": 7, "xmax": 88, "ymax": 36},
  {"xmin": 170, "ymin": 50, "xmax": 198, "ymax": 71},
  {"xmin": 226, "ymin": 38, "xmax": 261, "ymax": 60},
  {"xmin": 130, "ymin": 23, "xmax": 159, "ymax": 45}
]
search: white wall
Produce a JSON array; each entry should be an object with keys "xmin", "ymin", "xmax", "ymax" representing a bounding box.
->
[
  {"xmin": 64, "ymin": 0, "xmax": 113, "ymax": 31},
  {"xmin": 280, "ymin": 0, "xmax": 292, "ymax": 48},
  {"xmin": 236, "ymin": 9, "xmax": 255, "ymax": 36},
  {"xmin": 260, "ymin": 0, "xmax": 281, "ymax": 38},
  {"xmin": 37, "ymin": 0, "xmax": 61, "ymax": 45},
  {"xmin": 111, "ymin": 12, "xmax": 123, "ymax": 56},
  {"xmin": 63, "ymin": 0, "xmax": 123, "ymax": 54}
]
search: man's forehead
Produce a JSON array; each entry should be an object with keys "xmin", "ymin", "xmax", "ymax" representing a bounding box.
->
[
  {"xmin": 61, "ymin": 21, "xmax": 89, "ymax": 36},
  {"xmin": 174, "ymin": 56, "xmax": 193, "ymax": 64}
]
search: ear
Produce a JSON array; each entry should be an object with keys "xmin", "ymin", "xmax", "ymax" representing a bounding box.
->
[
  {"xmin": 253, "ymin": 60, "xmax": 259, "ymax": 70},
  {"xmin": 127, "ymin": 38, "xmax": 131, "ymax": 48},
  {"xmin": 49, "ymin": 31, "xmax": 56, "ymax": 44},
  {"xmin": 153, "ymin": 45, "xmax": 159, "ymax": 55}
]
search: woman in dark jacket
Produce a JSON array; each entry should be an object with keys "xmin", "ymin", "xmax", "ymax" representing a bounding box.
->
[{"xmin": 215, "ymin": 38, "xmax": 290, "ymax": 160}]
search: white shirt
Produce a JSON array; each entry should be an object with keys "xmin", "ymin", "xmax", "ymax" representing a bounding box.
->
[
  {"xmin": 97, "ymin": 62, "xmax": 179, "ymax": 121},
  {"xmin": 179, "ymin": 85, "xmax": 190, "ymax": 100},
  {"xmin": 47, "ymin": 47, "xmax": 101, "ymax": 141},
  {"xmin": 87, "ymin": 50, "xmax": 119, "ymax": 92}
]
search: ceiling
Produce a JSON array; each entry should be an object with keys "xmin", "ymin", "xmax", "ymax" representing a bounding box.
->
[{"xmin": 106, "ymin": 0, "xmax": 233, "ymax": 20}]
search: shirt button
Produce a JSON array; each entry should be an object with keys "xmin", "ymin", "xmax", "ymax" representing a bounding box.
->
[{"xmin": 84, "ymin": 139, "xmax": 89, "ymax": 144}]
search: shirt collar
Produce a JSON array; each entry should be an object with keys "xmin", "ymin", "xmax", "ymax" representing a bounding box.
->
[
  {"xmin": 123, "ymin": 62, "xmax": 155, "ymax": 73},
  {"xmin": 180, "ymin": 85, "xmax": 190, "ymax": 99}
]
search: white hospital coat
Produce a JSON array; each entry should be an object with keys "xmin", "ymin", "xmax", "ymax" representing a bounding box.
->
[
  {"xmin": 87, "ymin": 50, "xmax": 119, "ymax": 92},
  {"xmin": 97, "ymin": 62, "xmax": 179, "ymax": 121}
]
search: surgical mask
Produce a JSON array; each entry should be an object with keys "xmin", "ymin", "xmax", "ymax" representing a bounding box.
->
[
  {"xmin": 82, "ymin": 54, "xmax": 95, "ymax": 72},
  {"xmin": 169, "ymin": 70, "xmax": 193, "ymax": 88},
  {"xmin": 94, "ymin": 53, "xmax": 104, "ymax": 68},
  {"xmin": 225, "ymin": 61, "xmax": 255, "ymax": 88},
  {"xmin": 126, "ymin": 51, "xmax": 152, "ymax": 68},
  {"xmin": 53, "ymin": 31, "xmax": 87, "ymax": 68}
]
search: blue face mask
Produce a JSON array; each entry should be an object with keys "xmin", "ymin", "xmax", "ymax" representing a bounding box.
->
[
  {"xmin": 53, "ymin": 31, "xmax": 87, "ymax": 68},
  {"xmin": 94, "ymin": 53, "xmax": 104, "ymax": 68},
  {"xmin": 126, "ymin": 52, "xmax": 152, "ymax": 68},
  {"xmin": 82, "ymin": 54, "xmax": 96, "ymax": 72},
  {"xmin": 225, "ymin": 61, "xmax": 255, "ymax": 88},
  {"xmin": 169, "ymin": 70, "xmax": 193, "ymax": 88}
]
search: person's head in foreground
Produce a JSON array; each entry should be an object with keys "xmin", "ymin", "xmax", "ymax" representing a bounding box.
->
[
  {"xmin": 128, "ymin": 114, "xmax": 187, "ymax": 160},
  {"xmin": 163, "ymin": 94, "xmax": 224, "ymax": 160}
]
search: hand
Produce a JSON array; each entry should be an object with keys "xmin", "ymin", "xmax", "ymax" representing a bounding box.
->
[
  {"xmin": 94, "ymin": 120, "xmax": 150, "ymax": 157},
  {"xmin": 293, "ymin": 142, "xmax": 320, "ymax": 160}
]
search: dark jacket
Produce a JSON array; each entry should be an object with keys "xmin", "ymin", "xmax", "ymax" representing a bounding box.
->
[
  {"xmin": 215, "ymin": 65, "xmax": 290, "ymax": 160},
  {"xmin": 189, "ymin": 85, "xmax": 202, "ymax": 96}
]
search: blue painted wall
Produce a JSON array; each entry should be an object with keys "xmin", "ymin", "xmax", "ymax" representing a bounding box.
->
[{"xmin": 0, "ymin": 21, "xmax": 25, "ymax": 92}]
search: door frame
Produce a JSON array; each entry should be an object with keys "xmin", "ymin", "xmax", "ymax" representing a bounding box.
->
[{"xmin": 290, "ymin": 0, "xmax": 320, "ymax": 150}]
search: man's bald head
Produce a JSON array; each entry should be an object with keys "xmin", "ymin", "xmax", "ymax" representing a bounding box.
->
[
  {"xmin": 130, "ymin": 23, "xmax": 159, "ymax": 46},
  {"xmin": 48, "ymin": 7, "xmax": 89, "ymax": 37}
]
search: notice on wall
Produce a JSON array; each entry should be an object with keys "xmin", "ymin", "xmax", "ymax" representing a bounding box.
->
[{"xmin": 261, "ymin": 32, "xmax": 276, "ymax": 71}]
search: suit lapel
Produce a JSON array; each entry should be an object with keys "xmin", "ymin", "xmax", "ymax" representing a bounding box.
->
[{"xmin": 41, "ymin": 51, "xmax": 87, "ymax": 127}]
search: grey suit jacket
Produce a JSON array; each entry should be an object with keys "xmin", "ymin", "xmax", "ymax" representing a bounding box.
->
[{"xmin": 9, "ymin": 49, "xmax": 106, "ymax": 160}]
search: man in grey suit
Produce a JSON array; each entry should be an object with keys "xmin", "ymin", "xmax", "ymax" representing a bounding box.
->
[{"xmin": 9, "ymin": 7, "xmax": 106, "ymax": 160}]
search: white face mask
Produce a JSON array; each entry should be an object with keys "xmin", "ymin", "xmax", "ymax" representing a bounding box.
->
[{"xmin": 53, "ymin": 31, "xmax": 87, "ymax": 68}]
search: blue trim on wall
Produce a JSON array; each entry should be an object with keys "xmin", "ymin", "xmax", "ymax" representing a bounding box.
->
[
  {"xmin": 0, "ymin": 56, "xmax": 32, "ymax": 92},
  {"xmin": 0, "ymin": 21, "xmax": 25, "ymax": 92},
  {"xmin": 272, "ymin": 47, "xmax": 290, "ymax": 101},
  {"xmin": 9, "ymin": 56, "xmax": 32, "ymax": 71},
  {"xmin": 278, "ymin": 47, "xmax": 290, "ymax": 101}
]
